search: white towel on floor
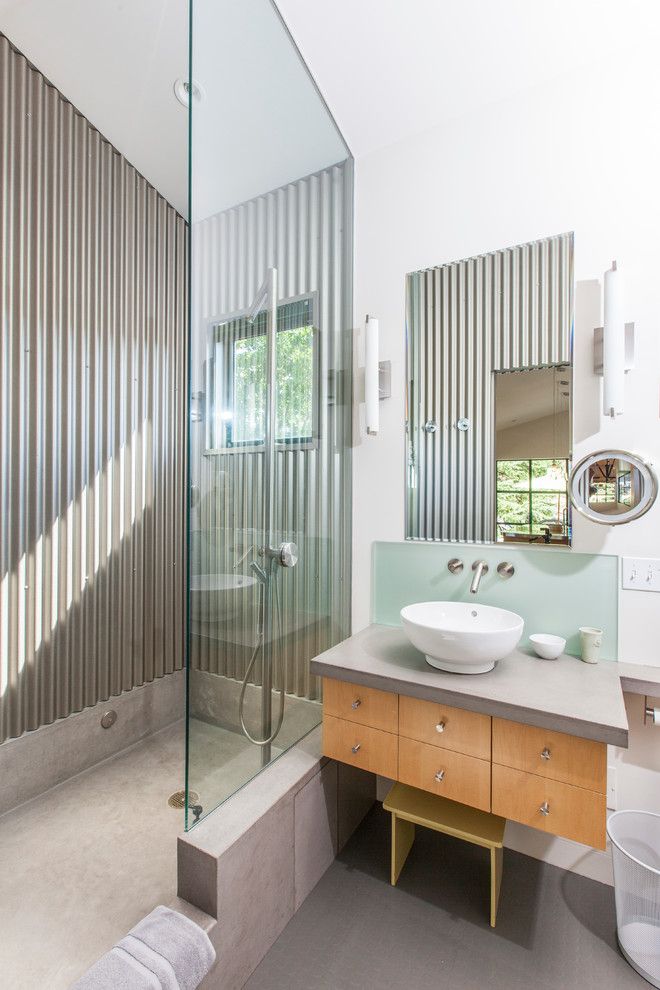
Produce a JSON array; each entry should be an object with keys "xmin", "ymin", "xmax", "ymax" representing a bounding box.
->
[
  {"xmin": 71, "ymin": 905, "xmax": 215, "ymax": 990},
  {"xmin": 71, "ymin": 945, "xmax": 161, "ymax": 989},
  {"xmin": 126, "ymin": 906, "xmax": 216, "ymax": 990}
]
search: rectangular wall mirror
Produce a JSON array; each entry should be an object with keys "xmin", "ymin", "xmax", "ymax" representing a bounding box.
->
[
  {"xmin": 495, "ymin": 366, "xmax": 571, "ymax": 544},
  {"xmin": 406, "ymin": 232, "xmax": 573, "ymax": 546}
]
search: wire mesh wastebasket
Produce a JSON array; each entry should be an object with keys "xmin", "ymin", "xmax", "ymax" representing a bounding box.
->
[{"xmin": 608, "ymin": 810, "xmax": 660, "ymax": 987}]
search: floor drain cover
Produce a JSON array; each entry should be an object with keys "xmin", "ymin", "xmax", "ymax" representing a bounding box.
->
[{"xmin": 168, "ymin": 789, "xmax": 199, "ymax": 809}]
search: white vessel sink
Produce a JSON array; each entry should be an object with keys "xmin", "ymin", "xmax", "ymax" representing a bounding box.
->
[
  {"xmin": 190, "ymin": 573, "xmax": 257, "ymax": 622},
  {"xmin": 400, "ymin": 601, "xmax": 524, "ymax": 674}
]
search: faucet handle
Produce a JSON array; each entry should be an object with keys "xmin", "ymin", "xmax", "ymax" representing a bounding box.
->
[
  {"xmin": 497, "ymin": 562, "xmax": 515, "ymax": 579},
  {"xmin": 447, "ymin": 558, "xmax": 464, "ymax": 574}
]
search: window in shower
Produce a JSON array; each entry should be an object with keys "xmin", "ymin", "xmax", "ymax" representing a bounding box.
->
[{"xmin": 206, "ymin": 296, "xmax": 318, "ymax": 452}]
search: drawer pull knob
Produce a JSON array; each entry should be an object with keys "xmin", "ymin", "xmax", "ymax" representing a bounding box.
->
[
  {"xmin": 435, "ymin": 721, "xmax": 446, "ymax": 733},
  {"xmin": 541, "ymin": 747, "xmax": 551, "ymax": 760},
  {"xmin": 351, "ymin": 699, "xmax": 362, "ymax": 710},
  {"xmin": 434, "ymin": 770, "xmax": 446, "ymax": 782},
  {"xmin": 351, "ymin": 743, "xmax": 361, "ymax": 754},
  {"xmin": 539, "ymin": 801, "xmax": 550, "ymax": 816}
]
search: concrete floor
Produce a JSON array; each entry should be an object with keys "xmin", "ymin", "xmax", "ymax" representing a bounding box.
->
[
  {"xmin": 245, "ymin": 805, "xmax": 648, "ymax": 990},
  {"xmin": 188, "ymin": 698, "xmax": 321, "ymax": 820},
  {"xmin": 0, "ymin": 704, "xmax": 322, "ymax": 989},
  {"xmin": 0, "ymin": 720, "xmax": 186, "ymax": 989},
  {"xmin": 0, "ymin": 716, "xmax": 275, "ymax": 989}
]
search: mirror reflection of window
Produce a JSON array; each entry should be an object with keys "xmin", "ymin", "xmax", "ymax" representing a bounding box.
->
[{"xmin": 495, "ymin": 367, "xmax": 571, "ymax": 545}]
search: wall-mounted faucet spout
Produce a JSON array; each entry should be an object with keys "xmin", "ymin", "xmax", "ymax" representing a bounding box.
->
[{"xmin": 470, "ymin": 560, "xmax": 489, "ymax": 594}]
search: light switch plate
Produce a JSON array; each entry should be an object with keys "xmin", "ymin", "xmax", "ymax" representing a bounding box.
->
[{"xmin": 622, "ymin": 557, "xmax": 660, "ymax": 592}]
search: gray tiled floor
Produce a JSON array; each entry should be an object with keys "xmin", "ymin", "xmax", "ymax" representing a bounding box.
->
[{"xmin": 245, "ymin": 805, "xmax": 647, "ymax": 990}]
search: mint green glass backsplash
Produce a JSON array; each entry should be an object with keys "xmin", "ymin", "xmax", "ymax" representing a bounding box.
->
[{"xmin": 372, "ymin": 542, "xmax": 618, "ymax": 660}]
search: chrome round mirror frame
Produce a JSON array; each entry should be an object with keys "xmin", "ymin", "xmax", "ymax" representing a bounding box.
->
[{"xmin": 569, "ymin": 449, "xmax": 658, "ymax": 525}]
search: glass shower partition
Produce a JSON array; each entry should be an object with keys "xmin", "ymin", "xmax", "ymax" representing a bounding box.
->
[{"xmin": 185, "ymin": 0, "xmax": 353, "ymax": 826}]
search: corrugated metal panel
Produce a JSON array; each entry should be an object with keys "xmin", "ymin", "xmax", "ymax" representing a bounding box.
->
[
  {"xmin": 406, "ymin": 232, "xmax": 573, "ymax": 543},
  {"xmin": 0, "ymin": 36, "xmax": 187, "ymax": 743},
  {"xmin": 188, "ymin": 160, "xmax": 353, "ymax": 700}
]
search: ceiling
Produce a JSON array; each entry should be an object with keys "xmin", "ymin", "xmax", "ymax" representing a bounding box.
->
[
  {"xmin": 0, "ymin": 0, "xmax": 190, "ymax": 213},
  {"xmin": 0, "ymin": 0, "xmax": 346, "ymax": 218},
  {"xmin": 2, "ymin": 1, "xmax": 657, "ymax": 215},
  {"xmin": 275, "ymin": 0, "xmax": 659, "ymax": 158},
  {"xmin": 496, "ymin": 368, "xmax": 572, "ymax": 433}
]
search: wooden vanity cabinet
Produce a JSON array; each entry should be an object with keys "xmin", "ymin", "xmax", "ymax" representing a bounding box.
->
[
  {"xmin": 491, "ymin": 765, "xmax": 606, "ymax": 849},
  {"xmin": 323, "ymin": 679, "xmax": 398, "ymax": 733},
  {"xmin": 490, "ymin": 718, "xmax": 606, "ymax": 849},
  {"xmin": 398, "ymin": 737, "xmax": 491, "ymax": 811},
  {"xmin": 323, "ymin": 714, "xmax": 398, "ymax": 777},
  {"xmin": 398, "ymin": 696, "xmax": 491, "ymax": 760},
  {"xmin": 322, "ymin": 678, "xmax": 607, "ymax": 850}
]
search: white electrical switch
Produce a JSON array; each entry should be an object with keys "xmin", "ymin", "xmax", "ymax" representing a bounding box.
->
[{"xmin": 622, "ymin": 557, "xmax": 660, "ymax": 592}]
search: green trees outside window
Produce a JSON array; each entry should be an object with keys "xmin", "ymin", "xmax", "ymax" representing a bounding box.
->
[
  {"xmin": 232, "ymin": 324, "xmax": 314, "ymax": 445},
  {"xmin": 210, "ymin": 297, "xmax": 316, "ymax": 450},
  {"xmin": 496, "ymin": 459, "xmax": 568, "ymax": 540}
]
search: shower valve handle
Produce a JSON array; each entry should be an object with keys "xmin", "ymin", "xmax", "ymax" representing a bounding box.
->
[{"xmin": 274, "ymin": 541, "xmax": 298, "ymax": 568}]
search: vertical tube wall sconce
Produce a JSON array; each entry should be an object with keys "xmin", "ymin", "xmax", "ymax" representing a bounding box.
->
[
  {"xmin": 594, "ymin": 260, "xmax": 634, "ymax": 417},
  {"xmin": 365, "ymin": 314, "xmax": 379, "ymax": 435},
  {"xmin": 603, "ymin": 260, "xmax": 625, "ymax": 418}
]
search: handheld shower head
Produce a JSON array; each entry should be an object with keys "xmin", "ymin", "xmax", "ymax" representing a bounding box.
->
[{"xmin": 250, "ymin": 560, "xmax": 269, "ymax": 585}]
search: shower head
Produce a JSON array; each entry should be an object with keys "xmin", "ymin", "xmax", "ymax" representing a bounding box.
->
[
  {"xmin": 246, "ymin": 284, "xmax": 268, "ymax": 323},
  {"xmin": 246, "ymin": 268, "xmax": 276, "ymax": 323}
]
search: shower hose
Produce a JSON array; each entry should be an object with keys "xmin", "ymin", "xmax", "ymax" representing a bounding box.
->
[{"xmin": 238, "ymin": 558, "xmax": 286, "ymax": 747}]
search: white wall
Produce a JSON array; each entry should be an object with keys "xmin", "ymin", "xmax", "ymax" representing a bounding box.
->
[{"xmin": 352, "ymin": 38, "xmax": 660, "ymax": 880}]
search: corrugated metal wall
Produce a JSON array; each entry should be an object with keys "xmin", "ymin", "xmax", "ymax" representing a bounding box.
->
[
  {"xmin": 406, "ymin": 232, "xmax": 573, "ymax": 543},
  {"xmin": 189, "ymin": 160, "xmax": 353, "ymax": 700},
  {"xmin": 0, "ymin": 36, "xmax": 187, "ymax": 743}
]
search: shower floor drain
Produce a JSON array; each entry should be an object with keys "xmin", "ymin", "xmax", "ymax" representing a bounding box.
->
[{"xmin": 168, "ymin": 789, "xmax": 199, "ymax": 810}]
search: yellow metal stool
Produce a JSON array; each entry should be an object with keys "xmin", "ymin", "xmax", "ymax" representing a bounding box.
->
[{"xmin": 383, "ymin": 782, "xmax": 506, "ymax": 927}]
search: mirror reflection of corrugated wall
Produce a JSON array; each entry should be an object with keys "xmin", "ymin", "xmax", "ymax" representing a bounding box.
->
[{"xmin": 186, "ymin": 0, "xmax": 353, "ymax": 824}]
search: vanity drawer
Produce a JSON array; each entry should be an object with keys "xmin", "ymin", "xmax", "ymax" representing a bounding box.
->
[
  {"xmin": 322, "ymin": 714, "xmax": 398, "ymax": 777},
  {"xmin": 399, "ymin": 696, "xmax": 491, "ymax": 760},
  {"xmin": 492, "ymin": 719, "xmax": 606, "ymax": 793},
  {"xmin": 492, "ymin": 764, "xmax": 606, "ymax": 849},
  {"xmin": 323, "ymin": 678, "xmax": 398, "ymax": 733},
  {"xmin": 398, "ymin": 737, "xmax": 491, "ymax": 812}
]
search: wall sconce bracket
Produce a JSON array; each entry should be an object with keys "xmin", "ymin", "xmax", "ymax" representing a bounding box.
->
[
  {"xmin": 378, "ymin": 361, "xmax": 391, "ymax": 400},
  {"xmin": 593, "ymin": 322, "xmax": 635, "ymax": 375}
]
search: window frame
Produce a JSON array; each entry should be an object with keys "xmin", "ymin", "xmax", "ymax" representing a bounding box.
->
[{"xmin": 204, "ymin": 291, "xmax": 320, "ymax": 455}]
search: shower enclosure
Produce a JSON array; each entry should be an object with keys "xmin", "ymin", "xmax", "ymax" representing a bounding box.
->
[{"xmin": 185, "ymin": 0, "xmax": 353, "ymax": 825}]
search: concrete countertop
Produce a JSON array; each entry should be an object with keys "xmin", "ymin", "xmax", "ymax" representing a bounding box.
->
[
  {"xmin": 311, "ymin": 624, "xmax": 629, "ymax": 748},
  {"xmin": 617, "ymin": 661, "xmax": 660, "ymax": 698}
]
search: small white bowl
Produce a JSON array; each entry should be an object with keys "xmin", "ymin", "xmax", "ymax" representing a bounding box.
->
[{"xmin": 529, "ymin": 633, "xmax": 566, "ymax": 660}]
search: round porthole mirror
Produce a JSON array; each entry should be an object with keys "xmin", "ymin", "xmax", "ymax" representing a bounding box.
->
[{"xmin": 569, "ymin": 450, "xmax": 658, "ymax": 525}]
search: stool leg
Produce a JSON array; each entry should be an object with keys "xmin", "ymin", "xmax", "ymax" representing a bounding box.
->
[
  {"xmin": 391, "ymin": 814, "xmax": 415, "ymax": 886},
  {"xmin": 490, "ymin": 846, "xmax": 503, "ymax": 927}
]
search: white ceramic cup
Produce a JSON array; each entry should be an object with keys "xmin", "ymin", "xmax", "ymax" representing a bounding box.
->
[{"xmin": 579, "ymin": 626, "xmax": 603, "ymax": 664}]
